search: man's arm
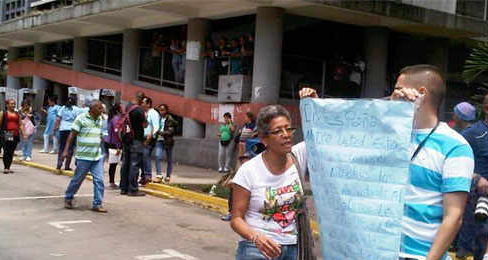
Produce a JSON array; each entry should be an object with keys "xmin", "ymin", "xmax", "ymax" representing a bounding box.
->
[{"xmin": 426, "ymin": 192, "xmax": 467, "ymax": 260}]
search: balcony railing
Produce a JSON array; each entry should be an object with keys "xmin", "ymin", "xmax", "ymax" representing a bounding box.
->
[
  {"xmin": 87, "ymin": 38, "xmax": 122, "ymax": 76},
  {"xmin": 137, "ymin": 47, "xmax": 184, "ymax": 90}
]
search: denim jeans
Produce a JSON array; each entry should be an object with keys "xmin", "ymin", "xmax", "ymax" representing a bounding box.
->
[
  {"xmin": 235, "ymin": 241, "xmax": 297, "ymax": 260},
  {"xmin": 154, "ymin": 141, "xmax": 173, "ymax": 177},
  {"xmin": 218, "ymin": 141, "xmax": 235, "ymax": 170},
  {"xmin": 142, "ymin": 143, "xmax": 155, "ymax": 179},
  {"xmin": 22, "ymin": 134, "xmax": 34, "ymax": 158},
  {"xmin": 43, "ymin": 133, "xmax": 58, "ymax": 152},
  {"xmin": 57, "ymin": 130, "xmax": 75, "ymax": 169},
  {"xmin": 120, "ymin": 140, "xmax": 144, "ymax": 193},
  {"xmin": 65, "ymin": 158, "xmax": 104, "ymax": 208}
]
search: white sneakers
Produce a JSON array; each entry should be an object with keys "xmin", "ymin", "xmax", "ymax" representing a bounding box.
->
[
  {"xmin": 39, "ymin": 150, "xmax": 48, "ymax": 153},
  {"xmin": 218, "ymin": 167, "xmax": 224, "ymax": 173},
  {"xmin": 49, "ymin": 150, "xmax": 57, "ymax": 154},
  {"xmin": 25, "ymin": 157, "xmax": 32, "ymax": 161}
]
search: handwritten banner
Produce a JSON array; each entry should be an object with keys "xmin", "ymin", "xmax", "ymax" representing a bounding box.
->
[{"xmin": 300, "ymin": 98, "xmax": 414, "ymax": 260}]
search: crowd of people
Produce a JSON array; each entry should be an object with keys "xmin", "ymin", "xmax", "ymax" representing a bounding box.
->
[{"xmin": 3, "ymin": 64, "xmax": 488, "ymax": 260}]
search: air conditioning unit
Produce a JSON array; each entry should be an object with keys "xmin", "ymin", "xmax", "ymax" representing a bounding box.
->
[{"xmin": 218, "ymin": 75, "xmax": 252, "ymax": 103}]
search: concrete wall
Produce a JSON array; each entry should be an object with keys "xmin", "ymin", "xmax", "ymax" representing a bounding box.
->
[{"xmin": 401, "ymin": 0, "xmax": 457, "ymax": 14}]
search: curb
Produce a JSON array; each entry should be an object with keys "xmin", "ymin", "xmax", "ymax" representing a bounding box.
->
[{"xmin": 14, "ymin": 159, "xmax": 319, "ymax": 237}]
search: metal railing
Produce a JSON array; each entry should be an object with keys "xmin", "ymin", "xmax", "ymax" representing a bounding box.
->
[
  {"xmin": 137, "ymin": 47, "xmax": 185, "ymax": 90},
  {"xmin": 87, "ymin": 38, "xmax": 122, "ymax": 76},
  {"xmin": 202, "ymin": 56, "xmax": 232, "ymax": 95}
]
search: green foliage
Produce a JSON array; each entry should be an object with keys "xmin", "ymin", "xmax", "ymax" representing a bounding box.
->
[{"xmin": 463, "ymin": 42, "xmax": 488, "ymax": 83}]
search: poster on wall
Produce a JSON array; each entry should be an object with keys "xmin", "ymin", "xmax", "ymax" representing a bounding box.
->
[
  {"xmin": 300, "ymin": 98, "xmax": 414, "ymax": 260},
  {"xmin": 186, "ymin": 41, "xmax": 201, "ymax": 61},
  {"xmin": 68, "ymin": 86, "xmax": 99, "ymax": 107}
]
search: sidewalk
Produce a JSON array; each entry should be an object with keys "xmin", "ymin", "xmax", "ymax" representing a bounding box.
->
[{"xmin": 20, "ymin": 143, "xmax": 221, "ymax": 185}]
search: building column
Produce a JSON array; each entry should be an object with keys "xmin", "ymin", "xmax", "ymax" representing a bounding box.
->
[
  {"xmin": 7, "ymin": 47, "xmax": 21, "ymax": 90},
  {"xmin": 363, "ymin": 27, "xmax": 389, "ymax": 98},
  {"xmin": 182, "ymin": 18, "xmax": 210, "ymax": 138},
  {"xmin": 73, "ymin": 37, "xmax": 88, "ymax": 72},
  {"xmin": 251, "ymin": 7, "xmax": 284, "ymax": 104},
  {"xmin": 121, "ymin": 29, "xmax": 141, "ymax": 84},
  {"xmin": 33, "ymin": 43, "xmax": 48, "ymax": 111},
  {"xmin": 427, "ymin": 38, "xmax": 450, "ymax": 120}
]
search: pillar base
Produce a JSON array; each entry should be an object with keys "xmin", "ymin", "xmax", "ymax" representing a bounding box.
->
[{"xmin": 183, "ymin": 118, "xmax": 205, "ymax": 138}]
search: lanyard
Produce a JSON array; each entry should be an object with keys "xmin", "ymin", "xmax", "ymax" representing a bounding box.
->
[{"xmin": 411, "ymin": 122, "xmax": 439, "ymax": 161}]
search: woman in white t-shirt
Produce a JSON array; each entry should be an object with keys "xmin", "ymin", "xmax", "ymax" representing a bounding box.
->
[{"xmin": 231, "ymin": 105, "xmax": 307, "ymax": 260}]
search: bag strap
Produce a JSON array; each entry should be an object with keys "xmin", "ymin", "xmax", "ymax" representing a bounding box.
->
[
  {"xmin": 411, "ymin": 121, "xmax": 439, "ymax": 161},
  {"xmin": 289, "ymin": 152, "xmax": 317, "ymax": 260}
]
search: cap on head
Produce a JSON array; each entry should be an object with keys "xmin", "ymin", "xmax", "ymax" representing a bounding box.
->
[{"xmin": 454, "ymin": 102, "xmax": 476, "ymax": 122}]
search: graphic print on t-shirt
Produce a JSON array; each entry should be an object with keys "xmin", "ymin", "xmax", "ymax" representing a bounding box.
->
[{"xmin": 261, "ymin": 179, "xmax": 304, "ymax": 229}]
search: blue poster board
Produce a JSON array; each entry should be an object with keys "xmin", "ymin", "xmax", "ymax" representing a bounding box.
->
[{"xmin": 300, "ymin": 98, "xmax": 414, "ymax": 260}]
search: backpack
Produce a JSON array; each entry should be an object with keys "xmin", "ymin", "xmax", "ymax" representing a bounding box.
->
[
  {"xmin": 114, "ymin": 105, "xmax": 139, "ymax": 143},
  {"xmin": 22, "ymin": 117, "xmax": 35, "ymax": 137}
]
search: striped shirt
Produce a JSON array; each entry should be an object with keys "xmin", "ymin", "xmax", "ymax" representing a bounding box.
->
[
  {"xmin": 400, "ymin": 122, "xmax": 474, "ymax": 260},
  {"xmin": 71, "ymin": 112, "xmax": 103, "ymax": 161}
]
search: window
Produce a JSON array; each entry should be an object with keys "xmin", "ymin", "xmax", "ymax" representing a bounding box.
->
[{"xmin": 87, "ymin": 34, "xmax": 123, "ymax": 76}]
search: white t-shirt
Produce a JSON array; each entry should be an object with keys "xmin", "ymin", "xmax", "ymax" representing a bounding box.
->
[{"xmin": 232, "ymin": 142, "xmax": 307, "ymax": 245}]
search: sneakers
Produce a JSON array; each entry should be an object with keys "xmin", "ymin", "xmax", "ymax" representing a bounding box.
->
[
  {"xmin": 49, "ymin": 150, "xmax": 57, "ymax": 154},
  {"xmin": 25, "ymin": 157, "xmax": 32, "ymax": 162},
  {"xmin": 91, "ymin": 206, "xmax": 108, "ymax": 213},
  {"xmin": 19, "ymin": 157, "xmax": 25, "ymax": 161},
  {"xmin": 39, "ymin": 150, "xmax": 48, "ymax": 153},
  {"xmin": 64, "ymin": 200, "xmax": 73, "ymax": 209},
  {"xmin": 209, "ymin": 184, "xmax": 217, "ymax": 196},
  {"xmin": 220, "ymin": 212, "xmax": 232, "ymax": 221},
  {"xmin": 153, "ymin": 176, "xmax": 163, "ymax": 183},
  {"xmin": 218, "ymin": 167, "xmax": 224, "ymax": 173},
  {"xmin": 223, "ymin": 167, "xmax": 230, "ymax": 173}
]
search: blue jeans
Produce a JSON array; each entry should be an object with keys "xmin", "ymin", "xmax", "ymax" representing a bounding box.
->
[
  {"xmin": 22, "ymin": 134, "xmax": 34, "ymax": 158},
  {"xmin": 65, "ymin": 158, "xmax": 104, "ymax": 208},
  {"xmin": 154, "ymin": 141, "xmax": 173, "ymax": 177},
  {"xmin": 142, "ymin": 143, "xmax": 155, "ymax": 179},
  {"xmin": 236, "ymin": 241, "xmax": 297, "ymax": 260}
]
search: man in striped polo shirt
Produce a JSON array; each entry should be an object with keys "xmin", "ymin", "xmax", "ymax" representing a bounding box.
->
[
  {"xmin": 63, "ymin": 100, "xmax": 107, "ymax": 213},
  {"xmin": 392, "ymin": 65, "xmax": 474, "ymax": 260}
]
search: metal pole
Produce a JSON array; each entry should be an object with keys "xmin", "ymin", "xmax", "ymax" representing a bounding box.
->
[
  {"xmin": 484, "ymin": 0, "xmax": 487, "ymax": 20},
  {"xmin": 103, "ymin": 43, "xmax": 108, "ymax": 73},
  {"xmin": 160, "ymin": 51, "xmax": 165, "ymax": 86}
]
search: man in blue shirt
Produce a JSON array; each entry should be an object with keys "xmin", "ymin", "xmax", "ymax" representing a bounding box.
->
[
  {"xmin": 457, "ymin": 94, "xmax": 488, "ymax": 260},
  {"xmin": 41, "ymin": 96, "xmax": 60, "ymax": 154}
]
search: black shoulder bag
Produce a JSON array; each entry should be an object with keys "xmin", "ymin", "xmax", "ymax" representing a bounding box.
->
[{"xmin": 290, "ymin": 152, "xmax": 317, "ymax": 260}]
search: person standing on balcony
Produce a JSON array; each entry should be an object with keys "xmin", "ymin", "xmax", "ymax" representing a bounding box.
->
[
  {"xmin": 41, "ymin": 96, "xmax": 60, "ymax": 154},
  {"xmin": 216, "ymin": 37, "xmax": 230, "ymax": 76},
  {"xmin": 230, "ymin": 38, "xmax": 242, "ymax": 75},
  {"xmin": 241, "ymin": 36, "xmax": 254, "ymax": 75},
  {"xmin": 203, "ymin": 40, "xmax": 218, "ymax": 90},
  {"xmin": 170, "ymin": 39, "xmax": 184, "ymax": 83}
]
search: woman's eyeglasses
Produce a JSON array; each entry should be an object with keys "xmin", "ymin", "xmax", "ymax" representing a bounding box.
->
[{"xmin": 267, "ymin": 127, "xmax": 296, "ymax": 137}]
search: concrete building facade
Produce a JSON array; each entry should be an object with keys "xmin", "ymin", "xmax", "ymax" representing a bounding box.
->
[{"xmin": 0, "ymin": 0, "xmax": 487, "ymax": 168}]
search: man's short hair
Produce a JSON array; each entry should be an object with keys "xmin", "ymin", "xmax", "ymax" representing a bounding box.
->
[
  {"xmin": 399, "ymin": 64, "xmax": 445, "ymax": 111},
  {"xmin": 143, "ymin": 97, "xmax": 152, "ymax": 106}
]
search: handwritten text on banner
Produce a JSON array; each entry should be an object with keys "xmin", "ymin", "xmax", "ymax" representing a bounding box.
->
[{"xmin": 300, "ymin": 98, "xmax": 414, "ymax": 260}]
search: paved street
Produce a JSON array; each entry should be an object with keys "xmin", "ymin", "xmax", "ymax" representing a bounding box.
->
[{"xmin": 0, "ymin": 164, "xmax": 239, "ymax": 260}]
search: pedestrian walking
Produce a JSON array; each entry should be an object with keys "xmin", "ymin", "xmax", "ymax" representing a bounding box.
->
[
  {"xmin": 54, "ymin": 97, "xmax": 83, "ymax": 171},
  {"xmin": 104, "ymin": 103, "xmax": 123, "ymax": 189},
  {"xmin": 217, "ymin": 112, "xmax": 236, "ymax": 173},
  {"xmin": 63, "ymin": 100, "xmax": 107, "ymax": 213},
  {"xmin": 456, "ymin": 94, "xmax": 488, "ymax": 260},
  {"xmin": 0, "ymin": 99, "xmax": 23, "ymax": 174},
  {"xmin": 119, "ymin": 92, "xmax": 147, "ymax": 197},
  {"xmin": 41, "ymin": 96, "xmax": 60, "ymax": 154},
  {"xmin": 141, "ymin": 97, "xmax": 160, "ymax": 185},
  {"xmin": 230, "ymin": 105, "xmax": 310, "ymax": 260},
  {"xmin": 19, "ymin": 100, "xmax": 37, "ymax": 161},
  {"xmin": 153, "ymin": 104, "xmax": 177, "ymax": 184}
]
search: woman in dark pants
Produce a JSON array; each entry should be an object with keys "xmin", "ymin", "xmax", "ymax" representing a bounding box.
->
[
  {"xmin": 104, "ymin": 103, "xmax": 123, "ymax": 189},
  {"xmin": 0, "ymin": 99, "xmax": 23, "ymax": 174},
  {"xmin": 53, "ymin": 97, "xmax": 82, "ymax": 171}
]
